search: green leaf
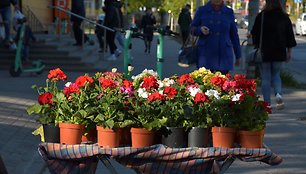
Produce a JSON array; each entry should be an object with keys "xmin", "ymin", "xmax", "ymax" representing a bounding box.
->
[{"xmin": 27, "ymin": 104, "xmax": 42, "ymax": 115}]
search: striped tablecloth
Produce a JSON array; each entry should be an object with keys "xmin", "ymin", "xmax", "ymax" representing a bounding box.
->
[{"xmin": 38, "ymin": 143, "xmax": 282, "ymax": 174}]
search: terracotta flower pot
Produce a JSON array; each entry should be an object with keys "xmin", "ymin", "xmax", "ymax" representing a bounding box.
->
[
  {"xmin": 130, "ymin": 128, "xmax": 157, "ymax": 148},
  {"xmin": 59, "ymin": 123, "xmax": 85, "ymax": 145},
  {"xmin": 211, "ymin": 127, "xmax": 236, "ymax": 148},
  {"xmin": 239, "ymin": 129, "xmax": 265, "ymax": 148},
  {"xmin": 96, "ymin": 126, "xmax": 120, "ymax": 148}
]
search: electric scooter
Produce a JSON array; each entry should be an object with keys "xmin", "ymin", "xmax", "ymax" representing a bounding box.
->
[{"xmin": 9, "ymin": 23, "xmax": 45, "ymax": 77}]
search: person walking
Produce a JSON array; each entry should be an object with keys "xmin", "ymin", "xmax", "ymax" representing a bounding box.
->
[
  {"xmin": 251, "ymin": 0, "xmax": 296, "ymax": 109},
  {"xmin": 0, "ymin": 0, "xmax": 18, "ymax": 46},
  {"xmin": 190, "ymin": 0, "xmax": 241, "ymax": 74},
  {"xmin": 104, "ymin": 0, "xmax": 123, "ymax": 61},
  {"xmin": 71, "ymin": 0, "xmax": 88, "ymax": 46},
  {"xmin": 178, "ymin": 4, "xmax": 192, "ymax": 49},
  {"xmin": 141, "ymin": 8, "xmax": 156, "ymax": 54}
]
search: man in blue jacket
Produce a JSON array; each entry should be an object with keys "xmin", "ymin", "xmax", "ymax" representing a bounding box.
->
[{"xmin": 0, "ymin": 0, "xmax": 18, "ymax": 46}]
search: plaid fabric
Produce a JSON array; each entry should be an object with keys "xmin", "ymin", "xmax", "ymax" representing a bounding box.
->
[{"xmin": 38, "ymin": 143, "xmax": 282, "ymax": 174}]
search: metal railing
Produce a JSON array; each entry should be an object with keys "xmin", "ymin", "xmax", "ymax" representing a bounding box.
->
[
  {"xmin": 48, "ymin": 5, "xmax": 114, "ymax": 50},
  {"xmin": 23, "ymin": 6, "xmax": 46, "ymax": 33}
]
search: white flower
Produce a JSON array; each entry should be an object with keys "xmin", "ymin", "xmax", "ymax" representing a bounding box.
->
[
  {"xmin": 128, "ymin": 65, "xmax": 134, "ymax": 72},
  {"xmin": 65, "ymin": 82, "xmax": 72, "ymax": 87},
  {"xmin": 162, "ymin": 78, "xmax": 175, "ymax": 87},
  {"xmin": 187, "ymin": 86, "xmax": 202, "ymax": 97},
  {"xmin": 205, "ymin": 89, "xmax": 220, "ymax": 99},
  {"xmin": 232, "ymin": 94, "xmax": 242, "ymax": 102},
  {"xmin": 132, "ymin": 69, "xmax": 159, "ymax": 81},
  {"xmin": 112, "ymin": 68, "xmax": 117, "ymax": 72},
  {"xmin": 137, "ymin": 88, "xmax": 149, "ymax": 98}
]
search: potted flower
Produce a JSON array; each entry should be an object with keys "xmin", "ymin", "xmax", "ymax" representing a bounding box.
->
[
  {"xmin": 128, "ymin": 69, "xmax": 167, "ymax": 148},
  {"xmin": 53, "ymin": 73, "xmax": 96, "ymax": 145},
  {"xmin": 184, "ymin": 83, "xmax": 212, "ymax": 147},
  {"xmin": 190, "ymin": 68, "xmax": 238, "ymax": 147},
  {"xmin": 227, "ymin": 74, "xmax": 271, "ymax": 148},
  {"xmin": 27, "ymin": 68, "xmax": 67, "ymax": 143},
  {"xmin": 159, "ymin": 74, "xmax": 194, "ymax": 148},
  {"xmin": 91, "ymin": 70, "xmax": 134, "ymax": 147}
]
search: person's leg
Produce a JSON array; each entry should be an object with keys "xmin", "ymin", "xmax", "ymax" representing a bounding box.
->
[
  {"xmin": 72, "ymin": 21, "xmax": 82, "ymax": 45},
  {"xmin": 115, "ymin": 32, "xmax": 124, "ymax": 48},
  {"xmin": 259, "ymin": 62, "xmax": 272, "ymax": 104},
  {"xmin": 271, "ymin": 62, "xmax": 283, "ymax": 95},
  {"xmin": 271, "ymin": 61, "xmax": 284, "ymax": 109},
  {"xmin": 96, "ymin": 32, "xmax": 104, "ymax": 50},
  {"xmin": 1, "ymin": 7, "xmax": 12, "ymax": 43},
  {"xmin": 22, "ymin": 45, "xmax": 30, "ymax": 61},
  {"xmin": 106, "ymin": 30, "xmax": 117, "ymax": 60}
]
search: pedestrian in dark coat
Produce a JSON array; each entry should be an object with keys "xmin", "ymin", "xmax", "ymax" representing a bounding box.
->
[
  {"xmin": 104, "ymin": 0, "xmax": 123, "ymax": 61},
  {"xmin": 71, "ymin": 0, "xmax": 88, "ymax": 46},
  {"xmin": 178, "ymin": 4, "xmax": 192, "ymax": 48},
  {"xmin": 190, "ymin": 0, "xmax": 241, "ymax": 74},
  {"xmin": 141, "ymin": 8, "xmax": 156, "ymax": 54},
  {"xmin": 251, "ymin": 0, "xmax": 296, "ymax": 108},
  {"xmin": 0, "ymin": 0, "xmax": 18, "ymax": 45}
]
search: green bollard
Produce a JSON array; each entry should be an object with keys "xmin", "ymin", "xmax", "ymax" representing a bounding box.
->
[
  {"xmin": 156, "ymin": 31, "xmax": 164, "ymax": 78},
  {"xmin": 123, "ymin": 30, "xmax": 132, "ymax": 79}
]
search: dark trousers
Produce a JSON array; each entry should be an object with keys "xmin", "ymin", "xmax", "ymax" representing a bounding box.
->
[
  {"xmin": 96, "ymin": 32, "xmax": 104, "ymax": 50},
  {"xmin": 181, "ymin": 29, "xmax": 189, "ymax": 46},
  {"xmin": 106, "ymin": 30, "xmax": 117, "ymax": 54},
  {"xmin": 72, "ymin": 20, "xmax": 88, "ymax": 44}
]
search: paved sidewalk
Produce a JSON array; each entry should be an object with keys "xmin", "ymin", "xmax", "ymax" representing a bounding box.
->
[{"xmin": 1, "ymin": 34, "xmax": 306, "ymax": 173}]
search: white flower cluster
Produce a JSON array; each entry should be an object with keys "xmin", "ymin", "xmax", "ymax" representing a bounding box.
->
[
  {"xmin": 205, "ymin": 89, "xmax": 220, "ymax": 99},
  {"xmin": 137, "ymin": 88, "xmax": 149, "ymax": 98},
  {"xmin": 131, "ymin": 69, "xmax": 158, "ymax": 81},
  {"xmin": 158, "ymin": 78, "xmax": 175, "ymax": 88},
  {"xmin": 187, "ymin": 86, "xmax": 202, "ymax": 97},
  {"xmin": 231, "ymin": 94, "xmax": 242, "ymax": 102}
]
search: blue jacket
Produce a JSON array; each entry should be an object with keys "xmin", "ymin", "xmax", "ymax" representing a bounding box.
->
[{"xmin": 190, "ymin": 2, "xmax": 241, "ymax": 71}]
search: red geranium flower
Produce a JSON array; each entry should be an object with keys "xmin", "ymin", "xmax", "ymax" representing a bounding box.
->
[
  {"xmin": 38, "ymin": 92, "xmax": 54, "ymax": 105},
  {"xmin": 148, "ymin": 92, "xmax": 165, "ymax": 102},
  {"xmin": 75, "ymin": 75, "xmax": 94, "ymax": 87},
  {"xmin": 123, "ymin": 80, "xmax": 133, "ymax": 88},
  {"xmin": 48, "ymin": 68, "xmax": 67, "ymax": 82},
  {"xmin": 64, "ymin": 83, "xmax": 80, "ymax": 97},
  {"xmin": 194, "ymin": 93, "xmax": 209, "ymax": 104},
  {"xmin": 163, "ymin": 86, "xmax": 177, "ymax": 99},
  {"xmin": 210, "ymin": 76, "xmax": 227, "ymax": 87},
  {"xmin": 141, "ymin": 76, "xmax": 159, "ymax": 90},
  {"xmin": 100, "ymin": 78, "xmax": 117, "ymax": 89},
  {"xmin": 178, "ymin": 74, "xmax": 194, "ymax": 85}
]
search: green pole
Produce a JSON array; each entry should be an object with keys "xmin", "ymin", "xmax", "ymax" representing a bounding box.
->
[
  {"xmin": 156, "ymin": 32, "xmax": 164, "ymax": 78},
  {"xmin": 15, "ymin": 24, "xmax": 26, "ymax": 71},
  {"xmin": 124, "ymin": 30, "xmax": 132, "ymax": 79}
]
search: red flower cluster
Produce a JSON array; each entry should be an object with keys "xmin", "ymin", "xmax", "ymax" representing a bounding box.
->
[
  {"xmin": 194, "ymin": 93, "xmax": 209, "ymax": 104},
  {"xmin": 178, "ymin": 74, "xmax": 194, "ymax": 85},
  {"xmin": 148, "ymin": 92, "xmax": 165, "ymax": 102},
  {"xmin": 210, "ymin": 76, "xmax": 227, "ymax": 87},
  {"xmin": 75, "ymin": 75, "xmax": 94, "ymax": 87},
  {"xmin": 163, "ymin": 86, "xmax": 177, "ymax": 99},
  {"xmin": 47, "ymin": 68, "xmax": 67, "ymax": 82},
  {"xmin": 99, "ymin": 78, "xmax": 117, "ymax": 89},
  {"xmin": 38, "ymin": 92, "xmax": 54, "ymax": 105},
  {"xmin": 64, "ymin": 83, "xmax": 80, "ymax": 97},
  {"xmin": 123, "ymin": 80, "xmax": 133, "ymax": 88},
  {"xmin": 141, "ymin": 76, "xmax": 159, "ymax": 90}
]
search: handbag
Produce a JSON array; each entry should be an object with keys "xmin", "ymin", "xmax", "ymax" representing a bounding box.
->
[
  {"xmin": 252, "ymin": 12, "xmax": 264, "ymax": 63},
  {"xmin": 178, "ymin": 30, "xmax": 198, "ymax": 67}
]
